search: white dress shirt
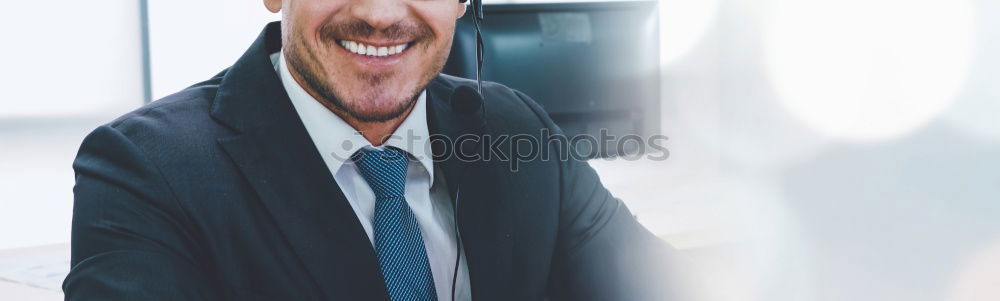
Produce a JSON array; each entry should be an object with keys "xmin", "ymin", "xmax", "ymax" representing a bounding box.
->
[{"xmin": 271, "ymin": 51, "xmax": 470, "ymax": 301}]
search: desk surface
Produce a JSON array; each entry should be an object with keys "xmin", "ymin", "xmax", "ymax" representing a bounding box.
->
[{"xmin": 0, "ymin": 243, "xmax": 68, "ymax": 301}]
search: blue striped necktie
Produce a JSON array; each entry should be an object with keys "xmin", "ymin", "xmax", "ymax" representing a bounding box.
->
[{"xmin": 351, "ymin": 147, "xmax": 438, "ymax": 301}]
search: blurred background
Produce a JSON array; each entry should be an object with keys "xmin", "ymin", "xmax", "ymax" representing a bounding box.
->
[{"xmin": 1, "ymin": 0, "xmax": 999, "ymax": 300}]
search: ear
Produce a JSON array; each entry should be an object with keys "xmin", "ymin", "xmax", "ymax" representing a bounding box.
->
[
  {"xmin": 264, "ymin": 0, "xmax": 282, "ymax": 13},
  {"xmin": 456, "ymin": 2, "xmax": 467, "ymax": 19}
]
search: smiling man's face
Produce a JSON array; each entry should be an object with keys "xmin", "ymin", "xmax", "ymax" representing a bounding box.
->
[{"xmin": 266, "ymin": 0, "xmax": 466, "ymax": 122}]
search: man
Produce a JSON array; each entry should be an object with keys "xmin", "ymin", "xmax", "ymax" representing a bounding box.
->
[{"xmin": 64, "ymin": 0, "xmax": 684, "ymax": 300}]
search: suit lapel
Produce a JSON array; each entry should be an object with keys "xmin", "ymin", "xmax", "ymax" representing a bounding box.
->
[
  {"xmin": 426, "ymin": 78, "xmax": 513, "ymax": 301},
  {"xmin": 212, "ymin": 22, "xmax": 387, "ymax": 300}
]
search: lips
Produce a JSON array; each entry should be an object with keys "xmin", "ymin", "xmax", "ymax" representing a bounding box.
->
[{"xmin": 338, "ymin": 39, "xmax": 410, "ymax": 57}]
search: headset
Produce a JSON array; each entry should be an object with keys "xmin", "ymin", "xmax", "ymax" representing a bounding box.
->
[
  {"xmin": 451, "ymin": 1, "xmax": 483, "ymax": 299},
  {"xmin": 457, "ymin": 0, "xmax": 485, "ymax": 96}
]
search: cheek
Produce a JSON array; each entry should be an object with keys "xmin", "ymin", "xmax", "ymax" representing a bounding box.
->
[
  {"xmin": 289, "ymin": 2, "xmax": 348, "ymax": 46},
  {"xmin": 412, "ymin": 4, "xmax": 463, "ymax": 41}
]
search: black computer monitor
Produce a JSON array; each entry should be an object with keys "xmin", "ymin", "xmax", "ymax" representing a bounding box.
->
[{"xmin": 444, "ymin": 0, "xmax": 660, "ymax": 158}]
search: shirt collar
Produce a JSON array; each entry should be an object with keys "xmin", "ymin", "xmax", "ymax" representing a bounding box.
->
[{"xmin": 271, "ymin": 51, "xmax": 435, "ymax": 179}]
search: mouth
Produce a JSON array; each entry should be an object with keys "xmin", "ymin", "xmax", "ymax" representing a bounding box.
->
[{"xmin": 336, "ymin": 39, "xmax": 412, "ymax": 57}]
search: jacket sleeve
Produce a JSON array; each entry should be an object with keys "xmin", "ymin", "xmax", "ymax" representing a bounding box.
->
[
  {"xmin": 63, "ymin": 124, "xmax": 218, "ymax": 300},
  {"xmin": 513, "ymin": 90, "xmax": 692, "ymax": 301}
]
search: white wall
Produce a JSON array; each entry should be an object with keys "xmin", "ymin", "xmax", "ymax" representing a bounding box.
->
[
  {"xmin": 0, "ymin": 1, "xmax": 145, "ymax": 249},
  {"xmin": 147, "ymin": 0, "xmax": 280, "ymax": 99}
]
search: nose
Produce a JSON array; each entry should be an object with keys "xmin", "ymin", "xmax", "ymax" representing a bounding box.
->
[{"xmin": 350, "ymin": 0, "xmax": 408, "ymax": 31}]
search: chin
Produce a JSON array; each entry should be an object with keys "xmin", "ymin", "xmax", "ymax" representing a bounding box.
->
[{"xmin": 334, "ymin": 81, "xmax": 421, "ymax": 122}]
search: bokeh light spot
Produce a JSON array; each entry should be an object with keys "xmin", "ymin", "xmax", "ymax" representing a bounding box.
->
[{"xmin": 764, "ymin": 0, "xmax": 975, "ymax": 141}]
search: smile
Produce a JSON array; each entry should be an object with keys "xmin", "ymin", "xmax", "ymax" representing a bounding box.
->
[{"xmin": 337, "ymin": 39, "xmax": 410, "ymax": 57}]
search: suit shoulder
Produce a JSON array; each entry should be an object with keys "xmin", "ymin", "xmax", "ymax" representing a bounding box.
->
[{"xmin": 91, "ymin": 72, "xmax": 230, "ymax": 154}]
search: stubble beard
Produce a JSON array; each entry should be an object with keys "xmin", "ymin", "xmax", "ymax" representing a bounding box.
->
[{"xmin": 283, "ymin": 22, "xmax": 453, "ymax": 123}]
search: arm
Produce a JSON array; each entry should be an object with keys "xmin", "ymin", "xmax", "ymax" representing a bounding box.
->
[
  {"xmin": 513, "ymin": 90, "xmax": 690, "ymax": 300},
  {"xmin": 550, "ymin": 151, "xmax": 685, "ymax": 300},
  {"xmin": 63, "ymin": 125, "xmax": 217, "ymax": 300}
]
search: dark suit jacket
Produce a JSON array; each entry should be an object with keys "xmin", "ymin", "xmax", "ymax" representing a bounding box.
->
[{"xmin": 64, "ymin": 22, "xmax": 682, "ymax": 301}]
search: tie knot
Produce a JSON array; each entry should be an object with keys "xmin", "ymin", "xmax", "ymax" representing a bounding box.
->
[{"xmin": 351, "ymin": 147, "xmax": 410, "ymax": 198}]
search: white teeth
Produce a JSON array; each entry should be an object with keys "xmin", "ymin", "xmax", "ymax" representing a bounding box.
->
[{"xmin": 339, "ymin": 40, "xmax": 410, "ymax": 57}]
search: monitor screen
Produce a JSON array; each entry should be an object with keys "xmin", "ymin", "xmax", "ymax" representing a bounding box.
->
[{"xmin": 444, "ymin": 0, "xmax": 660, "ymax": 158}]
